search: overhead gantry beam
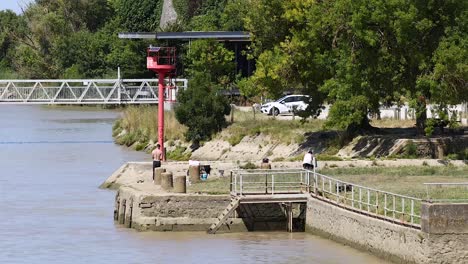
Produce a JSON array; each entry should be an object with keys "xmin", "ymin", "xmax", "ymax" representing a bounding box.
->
[{"xmin": 118, "ymin": 31, "xmax": 251, "ymax": 41}]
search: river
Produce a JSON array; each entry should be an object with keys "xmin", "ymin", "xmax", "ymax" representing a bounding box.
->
[{"xmin": 0, "ymin": 105, "xmax": 389, "ymax": 264}]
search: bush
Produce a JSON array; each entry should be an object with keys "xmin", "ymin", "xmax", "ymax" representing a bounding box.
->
[
  {"xmin": 175, "ymin": 72, "xmax": 231, "ymax": 143},
  {"xmin": 404, "ymin": 140, "xmax": 418, "ymax": 158},
  {"xmin": 227, "ymin": 133, "xmax": 245, "ymax": 146},
  {"xmin": 316, "ymin": 154, "xmax": 343, "ymax": 161},
  {"xmin": 166, "ymin": 145, "xmax": 191, "ymax": 161},
  {"xmin": 240, "ymin": 162, "xmax": 258, "ymax": 169}
]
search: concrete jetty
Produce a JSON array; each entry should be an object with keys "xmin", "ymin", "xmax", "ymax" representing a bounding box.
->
[{"xmin": 102, "ymin": 161, "xmax": 468, "ymax": 264}]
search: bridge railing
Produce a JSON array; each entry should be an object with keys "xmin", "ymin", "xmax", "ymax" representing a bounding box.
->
[
  {"xmin": 231, "ymin": 168, "xmax": 423, "ymax": 228},
  {"xmin": 0, "ymin": 78, "xmax": 187, "ymax": 104}
]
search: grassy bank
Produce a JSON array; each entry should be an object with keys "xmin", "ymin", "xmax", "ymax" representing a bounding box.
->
[
  {"xmin": 112, "ymin": 106, "xmax": 331, "ymax": 151},
  {"xmin": 112, "ymin": 106, "xmax": 466, "ymax": 160},
  {"xmin": 223, "ymin": 109, "xmax": 326, "ymax": 145},
  {"xmin": 112, "ymin": 106, "xmax": 187, "ymax": 150}
]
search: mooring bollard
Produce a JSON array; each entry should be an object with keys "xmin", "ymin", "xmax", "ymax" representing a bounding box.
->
[
  {"xmin": 174, "ymin": 176, "xmax": 187, "ymax": 193},
  {"xmin": 189, "ymin": 165, "xmax": 200, "ymax": 183},
  {"xmin": 161, "ymin": 172, "xmax": 173, "ymax": 191},
  {"xmin": 124, "ymin": 199, "xmax": 133, "ymax": 228},
  {"xmin": 154, "ymin": 167, "xmax": 166, "ymax": 185}
]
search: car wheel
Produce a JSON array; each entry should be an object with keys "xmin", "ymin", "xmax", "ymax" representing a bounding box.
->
[{"xmin": 272, "ymin": 107, "xmax": 280, "ymax": 116}]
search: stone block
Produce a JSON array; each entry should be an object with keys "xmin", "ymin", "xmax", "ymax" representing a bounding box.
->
[
  {"xmin": 174, "ymin": 176, "xmax": 186, "ymax": 193},
  {"xmin": 154, "ymin": 167, "xmax": 166, "ymax": 185},
  {"xmin": 421, "ymin": 202, "xmax": 468, "ymax": 234},
  {"xmin": 161, "ymin": 172, "xmax": 173, "ymax": 191},
  {"xmin": 189, "ymin": 165, "xmax": 200, "ymax": 183}
]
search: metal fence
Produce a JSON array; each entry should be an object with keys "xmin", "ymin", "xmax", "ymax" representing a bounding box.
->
[
  {"xmin": 231, "ymin": 168, "xmax": 423, "ymax": 228},
  {"xmin": 310, "ymin": 171, "xmax": 422, "ymax": 228},
  {"xmin": 230, "ymin": 169, "xmax": 308, "ymax": 195}
]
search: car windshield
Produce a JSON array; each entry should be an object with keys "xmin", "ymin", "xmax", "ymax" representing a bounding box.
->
[{"xmin": 275, "ymin": 95, "xmax": 289, "ymax": 102}]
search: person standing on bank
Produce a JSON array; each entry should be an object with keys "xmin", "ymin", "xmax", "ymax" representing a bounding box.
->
[
  {"xmin": 303, "ymin": 150, "xmax": 315, "ymax": 170},
  {"xmin": 151, "ymin": 144, "xmax": 163, "ymax": 181}
]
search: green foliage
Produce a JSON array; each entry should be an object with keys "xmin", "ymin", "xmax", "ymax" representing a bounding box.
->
[
  {"xmin": 1, "ymin": 0, "xmax": 465, "ymax": 135},
  {"xmin": 114, "ymin": 0, "xmax": 163, "ymax": 32},
  {"xmin": 244, "ymin": 0, "xmax": 467, "ymax": 132},
  {"xmin": 316, "ymin": 154, "xmax": 343, "ymax": 161},
  {"xmin": 404, "ymin": 140, "xmax": 418, "ymax": 158},
  {"xmin": 325, "ymin": 96, "xmax": 370, "ymax": 131},
  {"xmin": 172, "ymin": 0, "xmax": 190, "ymax": 24},
  {"xmin": 424, "ymin": 118, "xmax": 437, "ymax": 136},
  {"xmin": 239, "ymin": 161, "xmax": 257, "ymax": 170},
  {"xmin": 227, "ymin": 132, "xmax": 245, "ymax": 146},
  {"xmin": 175, "ymin": 72, "xmax": 231, "ymax": 142},
  {"xmin": 135, "ymin": 142, "xmax": 147, "ymax": 151},
  {"xmin": 185, "ymin": 39, "xmax": 235, "ymax": 83},
  {"xmin": 166, "ymin": 145, "xmax": 191, "ymax": 161}
]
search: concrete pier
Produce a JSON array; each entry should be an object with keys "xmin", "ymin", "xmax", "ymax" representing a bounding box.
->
[{"xmin": 103, "ymin": 162, "xmax": 468, "ymax": 264}]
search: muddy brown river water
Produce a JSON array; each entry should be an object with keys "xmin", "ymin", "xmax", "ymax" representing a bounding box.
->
[{"xmin": 0, "ymin": 105, "xmax": 390, "ymax": 263}]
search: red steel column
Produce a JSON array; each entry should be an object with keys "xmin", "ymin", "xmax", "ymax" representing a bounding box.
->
[{"xmin": 158, "ymin": 72, "xmax": 165, "ymax": 161}]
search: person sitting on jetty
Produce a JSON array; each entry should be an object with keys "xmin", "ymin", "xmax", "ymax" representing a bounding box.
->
[
  {"xmin": 151, "ymin": 144, "xmax": 163, "ymax": 181},
  {"xmin": 260, "ymin": 157, "xmax": 271, "ymax": 169}
]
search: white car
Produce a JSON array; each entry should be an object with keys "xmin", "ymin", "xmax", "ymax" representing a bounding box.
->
[{"xmin": 260, "ymin": 95, "xmax": 309, "ymax": 115}]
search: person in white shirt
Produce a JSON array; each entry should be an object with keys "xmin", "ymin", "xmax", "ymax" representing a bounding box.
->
[{"xmin": 303, "ymin": 150, "xmax": 315, "ymax": 170}]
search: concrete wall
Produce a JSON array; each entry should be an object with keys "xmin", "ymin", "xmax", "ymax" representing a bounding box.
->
[
  {"xmin": 306, "ymin": 197, "xmax": 427, "ymax": 264},
  {"xmin": 422, "ymin": 203, "xmax": 468, "ymax": 234},
  {"xmin": 306, "ymin": 197, "xmax": 468, "ymax": 264},
  {"xmin": 115, "ymin": 187, "xmax": 241, "ymax": 231},
  {"xmin": 420, "ymin": 203, "xmax": 468, "ymax": 263},
  {"xmin": 115, "ymin": 187, "xmax": 306, "ymax": 232}
]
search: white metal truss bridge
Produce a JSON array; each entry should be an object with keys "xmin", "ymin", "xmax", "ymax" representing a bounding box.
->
[{"xmin": 0, "ymin": 79, "xmax": 188, "ymax": 105}]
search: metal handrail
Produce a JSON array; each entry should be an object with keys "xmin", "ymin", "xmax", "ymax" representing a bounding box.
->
[{"xmin": 231, "ymin": 168, "xmax": 424, "ymax": 228}]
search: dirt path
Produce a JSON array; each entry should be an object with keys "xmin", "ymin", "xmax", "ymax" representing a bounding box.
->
[{"xmin": 160, "ymin": 0, "xmax": 177, "ymax": 29}]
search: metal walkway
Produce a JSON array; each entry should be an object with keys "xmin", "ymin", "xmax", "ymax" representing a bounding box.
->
[
  {"xmin": 0, "ymin": 78, "xmax": 187, "ymax": 105},
  {"xmin": 207, "ymin": 168, "xmax": 431, "ymax": 234}
]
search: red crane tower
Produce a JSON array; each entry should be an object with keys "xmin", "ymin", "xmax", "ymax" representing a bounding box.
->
[{"xmin": 146, "ymin": 46, "xmax": 176, "ymax": 160}]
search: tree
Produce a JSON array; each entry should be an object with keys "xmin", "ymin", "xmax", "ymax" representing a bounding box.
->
[
  {"xmin": 175, "ymin": 38, "xmax": 235, "ymax": 143},
  {"xmin": 184, "ymin": 39, "xmax": 236, "ymax": 84},
  {"xmin": 175, "ymin": 72, "xmax": 231, "ymax": 143},
  {"xmin": 114, "ymin": 0, "xmax": 163, "ymax": 32},
  {"xmin": 244, "ymin": 0, "xmax": 467, "ymax": 133},
  {"xmin": 7, "ymin": 0, "xmax": 115, "ymax": 78}
]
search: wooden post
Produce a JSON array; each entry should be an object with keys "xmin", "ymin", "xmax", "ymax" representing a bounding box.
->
[
  {"xmin": 287, "ymin": 203, "xmax": 293, "ymax": 232},
  {"xmin": 260, "ymin": 162, "xmax": 271, "ymax": 194},
  {"xmin": 230, "ymin": 104, "xmax": 234, "ymax": 123},
  {"xmin": 252, "ymin": 105, "xmax": 256, "ymax": 121}
]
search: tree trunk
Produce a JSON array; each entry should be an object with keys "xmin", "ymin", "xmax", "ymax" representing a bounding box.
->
[{"xmin": 415, "ymin": 96, "xmax": 427, "ymax": 135}]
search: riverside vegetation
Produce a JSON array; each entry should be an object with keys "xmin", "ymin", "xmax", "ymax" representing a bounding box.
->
[
  {"xmin": 112, "ymin": 105, "xmax": 467, "ymax": 161},
  {"xmin": 1, "ymin": 0, "xmax": 466, "ymax": 139}
]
